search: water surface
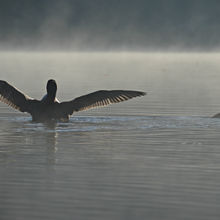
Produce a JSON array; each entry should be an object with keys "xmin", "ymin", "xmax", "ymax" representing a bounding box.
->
[{"xmin": 1, "ymin": 52, "xmax": 220, "ymax": 220}]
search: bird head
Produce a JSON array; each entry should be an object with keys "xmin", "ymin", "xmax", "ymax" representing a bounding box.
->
[{"xmin": 46, "ymin": 79, "xmax": 57, "ymax": 96}]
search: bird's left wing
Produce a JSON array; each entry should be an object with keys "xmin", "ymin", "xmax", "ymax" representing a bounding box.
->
[
  {"xmin": 0, "ymin": 80, "xmax": 33, "ymax": 112},
  {"xmin": 58, "ymin": 90, "xmax": 146, "ymax": 115}
]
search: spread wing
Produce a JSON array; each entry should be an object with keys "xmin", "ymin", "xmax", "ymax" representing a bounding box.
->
[
  {"xmin": 59, "ymin": 90, "xmax": 146, "ymax": 115},
  {"xmin": 0, "ymin": 80, "xmax": 33, "ymax": 112}
]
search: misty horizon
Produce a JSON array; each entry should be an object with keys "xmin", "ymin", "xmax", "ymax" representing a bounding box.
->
[
  {"xmin": 2, "ymin": 2, "xmax": 220, "ymax": 218},
  {"xmin": 0, "ymin": 0, "xmax": 220, "ymax": 51}
]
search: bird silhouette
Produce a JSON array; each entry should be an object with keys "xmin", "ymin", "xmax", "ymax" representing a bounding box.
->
[{"xmin": 0, "ymin": 79, "xmax": 146, "ymax": 122}]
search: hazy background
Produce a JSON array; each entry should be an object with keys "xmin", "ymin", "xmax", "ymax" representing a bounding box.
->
[
  {"xmin": 0, "ymin": 0, "xmax": 220, "ymax": 51},
  {"xmin": 2, "ymin": 2, "xmax": 220, "ymax": 220}
]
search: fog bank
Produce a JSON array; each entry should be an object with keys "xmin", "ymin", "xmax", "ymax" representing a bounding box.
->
[{"xmin": 0, "ymin": 0, "xmax": 220, "ymax": 51}]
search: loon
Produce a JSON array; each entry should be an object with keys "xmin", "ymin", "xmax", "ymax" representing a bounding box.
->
[
  {"xmin": 212, "ymin": 113, "xmax": 220, "ymax": 118},
  {"xmin": 0, "ymin": 79, "xmax": 146, "ymax": 122}
]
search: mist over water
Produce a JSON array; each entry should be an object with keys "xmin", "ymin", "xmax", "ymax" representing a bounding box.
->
[
  {"xmin": 1, "ymin": 52, "xmax": 220, "ymax": 220},
  {"xmin": 1, "ymin": 0, "xmax": 220, "ymax": 51},
  {"xmin": 1, "ymin": 1, "xmax": 220, "ymax": 219},
  {"xmin": 1, "ymin": 52, "xmax": 220, "ymax": 116}
]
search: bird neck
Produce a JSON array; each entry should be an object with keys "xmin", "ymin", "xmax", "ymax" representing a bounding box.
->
[{"xmin": 47, "ymin": 91, "xmax": 56, "ymax": 102}]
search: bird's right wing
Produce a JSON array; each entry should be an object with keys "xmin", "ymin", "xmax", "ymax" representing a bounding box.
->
[
  {"xmin": 59, "ymin": 90, "xmax": 146, "ymax": 115},
  {"xmin": 0, "ymin": 80, "xmax": 33, "ymax": 113}
]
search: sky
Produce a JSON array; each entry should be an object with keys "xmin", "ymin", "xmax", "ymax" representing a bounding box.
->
[{"xmin": 0, "ymin": 0, "xmax": 220, "ymax": 51}]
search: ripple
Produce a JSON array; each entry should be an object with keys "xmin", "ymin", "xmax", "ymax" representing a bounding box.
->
[{"xmin": 1, "ymin": 115, "xmax": 220, "ymax": 134}]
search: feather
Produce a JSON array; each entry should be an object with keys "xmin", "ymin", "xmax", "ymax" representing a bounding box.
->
[
  {"xmin": 59, "ymin": 90, "xmax": 146, "ymax": 115},
  {"xmin": 0, "ymin": 80, "xmax": 32, "ymax": 112}
]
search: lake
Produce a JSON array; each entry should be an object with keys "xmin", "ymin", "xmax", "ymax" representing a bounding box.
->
[{"xmin": 1, "ymin": 52, "xmax": 220, "ymax": 220}]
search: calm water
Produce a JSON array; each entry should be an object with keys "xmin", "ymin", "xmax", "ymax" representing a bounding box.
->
[{"xmin": 1, "ymin": 52, "xmax": 220, "ymax": 220}]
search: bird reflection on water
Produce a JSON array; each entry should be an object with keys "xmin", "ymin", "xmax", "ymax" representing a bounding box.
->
[{"xmin": 0, "ymin": 117, "xmax": 60, "ymax": 165}]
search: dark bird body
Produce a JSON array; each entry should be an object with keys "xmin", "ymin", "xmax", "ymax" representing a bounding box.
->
[
  {"xmin": 212, "ymin": 113, "xmax": 220, "ymax": 118},
  {"xmin": 0, "ymin": 79, "xmax": 146, "ymax": 122}
]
